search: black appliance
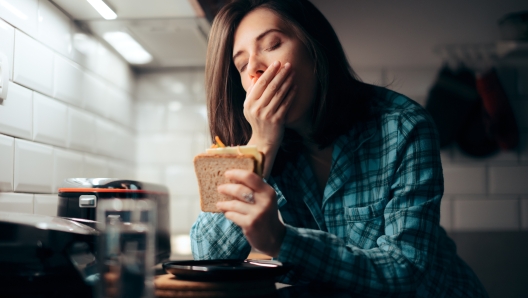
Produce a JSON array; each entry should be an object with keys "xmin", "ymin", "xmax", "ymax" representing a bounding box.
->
[
  {"xmin": 57, "ymin": 178, "xmax": 171, "ymax": 264},
  {"xmin": 0, "ymin": 212, "xmax": 98, "ymax": 297}
]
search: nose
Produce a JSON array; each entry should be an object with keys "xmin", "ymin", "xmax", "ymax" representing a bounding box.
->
[{"xmin": 246, "ymin": 55, "xmax": 267, "ymax": 81}]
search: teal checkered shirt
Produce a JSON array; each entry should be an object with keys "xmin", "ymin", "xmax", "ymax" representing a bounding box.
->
[{"xmin": 190, "ymin": 88, "xmax": 488, "ymax": 297}]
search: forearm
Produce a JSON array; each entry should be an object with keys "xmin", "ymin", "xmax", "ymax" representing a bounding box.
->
[
  {"xmin": 190, "ymin": 212, "xmax": 251, "ymax": 260},
  {"xmin": 276, "ymin": 224, "xmax": 432, "ymax": 295}
]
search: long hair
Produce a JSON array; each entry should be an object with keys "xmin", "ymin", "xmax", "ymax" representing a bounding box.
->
[{"xmin": 205, "ymin": 0, "xmax": 377, "ymax": 173}]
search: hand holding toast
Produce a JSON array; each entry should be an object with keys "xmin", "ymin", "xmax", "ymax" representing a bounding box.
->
[{"xmin": 216, "ymin": 169, "xmax": 286, "ymax": 258}]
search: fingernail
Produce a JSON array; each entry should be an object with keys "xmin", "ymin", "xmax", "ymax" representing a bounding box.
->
[
  {"xmin": 273, "ymin": 61, "xmax": 280, "ymax": 67},
  {"xmin": 284, "ymin": 62, "xmax": 291, "ymax": 69}
]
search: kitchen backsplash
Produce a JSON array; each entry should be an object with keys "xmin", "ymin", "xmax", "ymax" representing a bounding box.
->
[
  {"xmin": 0, "ymin": 1, "xmax": 135, "ymax": 214},
  {"xmin": 0, "ymin": 1, "xmax": 527, "ymax": 239},
  {"xmin": 135, "ymin": 68, "xmax": 208, "ymax": 235}
]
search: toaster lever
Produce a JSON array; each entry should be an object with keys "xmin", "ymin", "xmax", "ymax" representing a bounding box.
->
[{"xmin": 79, "ymin": 195, "xmax": 97, "ymax": 208}]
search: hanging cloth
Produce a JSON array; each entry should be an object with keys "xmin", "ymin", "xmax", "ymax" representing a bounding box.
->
[
  {"xmin": 475, "ymin": 68, "xmax": 519, "ymax": 150},
  {"xmin": 425, "ymin": 64, "xmax": 480, "ymax": 148},
  {"xmin": 455, "ymin": 65, "xmax": 499, "ymax": 157}
]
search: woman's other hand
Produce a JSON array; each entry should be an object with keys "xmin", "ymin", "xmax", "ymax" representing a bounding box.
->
[
  {"xmin": 216, "ymin": 169, "xmax": 286, "ymax": 258},
  {"xmin": 244, "ymin": 61, "xmax": 297, "ymax": 178}
]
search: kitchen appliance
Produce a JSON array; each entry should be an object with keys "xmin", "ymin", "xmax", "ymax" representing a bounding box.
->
[
  {"xmin": 58, "ymin": 178, "xmax": 171, "ymax": 264},
  {"xmin": 0, "ymin": 212, "xmax": 98, "ymax": 297}
]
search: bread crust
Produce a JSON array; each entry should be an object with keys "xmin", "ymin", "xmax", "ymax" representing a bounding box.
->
[{"xmin": 194, "ymin": 153, "xmax": 262, "ymax": 212}]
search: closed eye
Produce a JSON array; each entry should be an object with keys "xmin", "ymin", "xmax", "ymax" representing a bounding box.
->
[
  {"xmin": 240, "ymin": 63, "xmax": 248, "ymax": 73},
  {"xmin": 238, "ymin": 41, "xmax": 281, "ymax": 73},
  {"xmin": 267, "ymin": 41, "xmax": 281, "ymax": 51}
]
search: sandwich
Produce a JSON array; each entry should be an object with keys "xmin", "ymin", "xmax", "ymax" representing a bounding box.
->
[{"xmin": 193, "ymin": 137, "xmax": 264, "ymax": 212}]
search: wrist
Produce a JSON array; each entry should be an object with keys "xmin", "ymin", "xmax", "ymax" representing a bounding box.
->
[
  {"xmin": 247, "ymin": 136, "xmax": 278, "ymax": 154},
  {"xmin": 270, "ymin": 223, "xmax": 286, "ymax": 258}
]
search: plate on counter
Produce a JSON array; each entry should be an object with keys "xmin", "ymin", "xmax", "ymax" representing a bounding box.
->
[{"xmin": 162, "ymin": 259, "xmax": 292, "ymax": 281}]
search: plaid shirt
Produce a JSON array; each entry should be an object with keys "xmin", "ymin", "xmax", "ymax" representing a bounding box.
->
[{"xmin": 191, "ymin": 88, "xmax": 488, "ymax": 297}]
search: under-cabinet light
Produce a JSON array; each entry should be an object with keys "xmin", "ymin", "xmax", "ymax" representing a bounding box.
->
[
  {"xmin": 103, "ymin": 31, "xmax": 153, "ymax": 64},
  {"xmin": 86, "ymin": 0, "xmax": 117, "ymax": 20}
]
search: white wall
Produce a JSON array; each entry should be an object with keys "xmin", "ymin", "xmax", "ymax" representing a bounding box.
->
[
  {"xmin": 311, "ymin": 0, "xmax": 528, "ymax": 233},
  {"xmin": 0, "ymin": 0, "xmax": 135, "ymax": 215},
  {"xmin": 135, "ymin": 68, "xmax": 208, "ymax": 235}
]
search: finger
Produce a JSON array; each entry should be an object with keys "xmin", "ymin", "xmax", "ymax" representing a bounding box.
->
[
  {"xmin": 247, "ymin": 77, "xmax": 258, "ymax": 94},
  {"xmin": 246, "ymin": 61, "xmax": 281, "ymax": 102},
  {"xmin": 217, "ymin": 183, "xmax": 255, "ymax": 204},
  {"xmin": 243, "ymin": 77, "xmax": 259, "ymax": 109},
  {"xmin": 263, "ymin": 73, "xmax": 294, "ymax": 114},
  {"xmin": 216, "ymin": 199, "xmax": 252, "ymax": 215},
  {"xmin": 274, "ymin": 84, "xmax": 297, "ymax": 116},
  {"xmin": 224, "ymin": 169, "xmax": 267, "ymax": 193},
  {"xmin": 223, "ymin": 211, "xmax": 249, "ymax": 227},
  {"xmin": 258, "ymin": 63, "xmax": 292, "ymax": 107}
]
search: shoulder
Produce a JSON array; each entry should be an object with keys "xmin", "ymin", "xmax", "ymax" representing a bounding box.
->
[{"xmin": 372, "ymin": 87, "xmax": 438, "ymax": 141}]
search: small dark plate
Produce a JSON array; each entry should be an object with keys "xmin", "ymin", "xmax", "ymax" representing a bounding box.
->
[{"xmin": 162, "ymin": 259, "xmax": 292, "ymax": 281}]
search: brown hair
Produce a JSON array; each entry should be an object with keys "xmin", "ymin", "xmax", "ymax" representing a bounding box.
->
[{"xmin": 205, "ymin": 0, "xmax": 377, "ymax": 172}]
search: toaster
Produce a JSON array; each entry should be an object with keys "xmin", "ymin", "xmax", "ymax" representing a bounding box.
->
[{"xmin": 58, "ymin": 178, "xmax": 171, "ymax": 263}]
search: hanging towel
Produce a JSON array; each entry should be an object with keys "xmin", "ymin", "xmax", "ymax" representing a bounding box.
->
[
  {"xmin": 425, "ymin": 64, "xmax": 480, "ymax": 148},
  {"xmin": 475, "ymin": 68, "xmax": 519, "ymax": 150},
  {"xmin": 454, "ymin": 65, "xmax": 499, "ymax": 157}
]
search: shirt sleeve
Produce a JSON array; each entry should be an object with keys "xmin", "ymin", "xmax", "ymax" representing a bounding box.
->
[
  {"xmin": 275, "ymin": 108, "xmax": 444, "ymax": 295},
  {"xmin": 190, "ymin": 177, "xmax": 287, "ymax": 260},
  {"xmin": 190, "ymin": 211, "xmax": 251, "ymax": 260}
]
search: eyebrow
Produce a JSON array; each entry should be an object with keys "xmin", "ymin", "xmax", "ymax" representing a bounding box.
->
[{"xmin": 232, "ymin": 28, "xmax": 283, "ymax": 62}]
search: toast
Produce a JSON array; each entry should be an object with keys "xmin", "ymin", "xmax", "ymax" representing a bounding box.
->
[{"xmin": 194, "ymin": 145, "xmax": 264, "ymax": 212}]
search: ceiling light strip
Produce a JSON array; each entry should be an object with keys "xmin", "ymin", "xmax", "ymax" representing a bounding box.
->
[
  {"xmin": 86, "ymin": 0, "xmax": 117, "ymax": 20},
  {"xmin": 103, "ymin": 31, "xmax": 153, "ymax": 64}
]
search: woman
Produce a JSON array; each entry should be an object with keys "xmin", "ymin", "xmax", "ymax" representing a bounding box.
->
[{"xmin": 190, "ymin": 0, "xmax": 488, "ymax": 296}]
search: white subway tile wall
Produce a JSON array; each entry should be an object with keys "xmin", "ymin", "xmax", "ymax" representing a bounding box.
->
[
  {"xmin": 32, "ymin": 92, "xmax": 68, "ymax": 147},
  {"xmin": 442, "ymin": 165, "xmax": 487, "ymax": 195},
  {"xmin": 13, "ymin": 30, "xmax": 54, "ymax": 96},
  {"xmin": 0, "ymin": 82, "xmax": 33, "ymax": 140},
  {"xmin": 67, "ymin": 106, "xmax": 95, "ymax": 152},
  {"xmin": 53, "ymin": 55, "xmax": 83, "ymax": 106},
  {"xmin": 0, "ymin": 193, "xmax": 34, "ymax": 214},
  {"xmin": 0, "ymin": 19, "xmax": 15, "ymax": 81},
  {"xmin": 83, "ymin": 154, "xmax": 109, "ymax": 178},
  {"xmin": 0, "ymin": 134, "xmax": 14, "ymax": 192},
  {"xmin": 165, "ymin": 165, "xmax": 199, "ymax": 197},
  {"xmin": 439, "ymin": 196, "xmax": 453, "ymax": 231},
  {"xmin": 82, "ymin": 71, "xmax": 109, "ymax": 117},
  {"xmin": 37, "ymin": 0, "xmax": 72, "ymax": 58},
  {"xmin": 136, "ymin": 69, "xmax": 207, "ymax": 235},
  {"xmin": 453, "ymin": 196, "xmax": 520, "ymax": 231},
  {"xmin": 0, "ymin": 0, "xmax": 39, "ymax": 37},
  {"xmin": 489, "ymin": 166, "xmax": 528, "ymax": 194},
  {"xmin": 0, "ymin": 1, "xmax": 133, "ymax": 217},
  {"xmin": 52, "ymin": 148, "xmax": 83, "ymax": 192},
  {"xmin": 13, "ymin": 138, "xmax": 53, "ymax": 193},
  {"xmin": 34, "ymin": 194, "xmax": 58, "ymax": 216}
]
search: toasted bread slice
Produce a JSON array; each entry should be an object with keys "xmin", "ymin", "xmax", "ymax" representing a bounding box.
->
[{"xmin": 194, "ymin": 153, "xmax": 263, "ymax": 212}]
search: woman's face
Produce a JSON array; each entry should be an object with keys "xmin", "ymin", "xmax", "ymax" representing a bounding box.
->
[{"xmin": 232, "ymin": 8, "xmax": 317, "ymax": 129}]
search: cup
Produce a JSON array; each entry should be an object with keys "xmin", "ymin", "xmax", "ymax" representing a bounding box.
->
[{"xmin": 96, "ymin": 199, "xmax": 156, "ymax": 298}]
